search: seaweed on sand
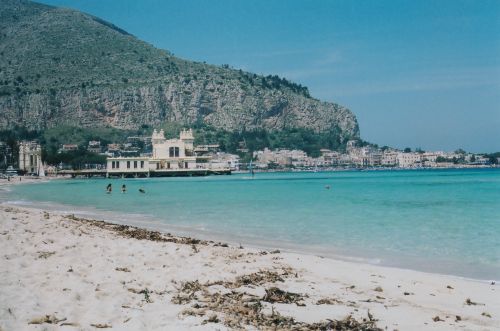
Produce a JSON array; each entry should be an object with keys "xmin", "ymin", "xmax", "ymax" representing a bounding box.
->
[
  {"xmin": 172, "ymin": 270, "xmax": 382, "ymax": 330},
  {"xmin": 228, "ymin": 269, "xmax": 291, "ymax": 288},
  {"xmin": 171, "ymin": 280, "xmax": 205, "ymax": 304},
  {"xmin": 64, "ymin": 214, "xmax": 206, "ymax": 245},
  {"xmin": 263, "ymin": 287, "xmax": 304, "ymax": 305}
]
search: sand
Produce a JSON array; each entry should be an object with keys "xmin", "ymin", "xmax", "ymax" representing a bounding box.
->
[{"xmin": 0, "ymin": 178, "xmax": 499, "ymax": 330}]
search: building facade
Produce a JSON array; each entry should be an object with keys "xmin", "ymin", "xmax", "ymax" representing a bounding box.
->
[
  {"xmin": 106, "ymin": 129, "xmax": 227, "ymax": 177},
  {"xmin": 381, "ymin": 151, "xmax": 398, "ymax": 166},
  {"xmin": 397, "ymin": 152, "xmax": 422, "ymax": 168},
  {"xmin": 0, "ymin": 142, "xmax": 11, "ymax": 169},
  {"xmin": 19, "ymin": 141, "xmax": 42, "ymax": 174}
]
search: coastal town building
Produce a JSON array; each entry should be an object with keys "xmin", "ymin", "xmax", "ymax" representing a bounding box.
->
[
  {"xmin": 87, "ymin": 141, "xmax": 102, "ymax": 154},
  {"xmin": 347, "ymin": 146, "xmax": 371, "ymax": 167},
  {"xmin": 106, "ymin": 144, "xmax": 122, "ymax": 157},
  {"xmin": 381, "ymin": 151, "xmax": 398, "ymax": 166},
  {"xmin": 474, "ymin": 156, "xmax": 490, "ymax": 165},
  {"xmin": 253, "ymin": 148, "xmax": 311, "ymax": 168},
  {"xmin": 19, "ymin": 141, "xmax": 42, "ymax": 174},
  {"xmin": 369, "ymin": 151, "xmax": 383, "ymax": 166},
  {"xmin": 320, "ymin": 150, "xmax": 341, "ymax": 166},
  {"xmin": 0, "ymin": 142, "xmax": 12, "ymax": 169},
  {"xmin": 250, "ymin": 143, "xmax": 496, "ymax": 170},
  {"xmin": 61, "ymin": 144, "xmax": 78, "ymax": 152},
  {"xmin": 210, "ymin": 152, "xmax": 240, "ymax": 171},
  {"xmin": 106, "ymin": 129, "xmax": 230, "ymax": 177},
  {"xmin": 194, "ymin": 144, "xmax": 220, "ymax": 155},
  {"xmin": 126, "ymin": 136, "xmax": 152, "ymax": 152},
  {"xmin": 397, "ymin": 152, "xmax": 422, "ymax": 168}
]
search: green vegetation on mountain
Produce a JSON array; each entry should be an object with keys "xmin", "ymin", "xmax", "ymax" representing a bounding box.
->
[{"xmin": 0, "ymin": 0, "xmax": 359, "ymax": 154}]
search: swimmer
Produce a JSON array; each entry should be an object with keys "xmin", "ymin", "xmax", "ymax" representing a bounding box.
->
[
  {"xmin": 138, "ymin": 188, "xmax": 145, "ymax": 194},
  {"xmin": 121, "ymin": 184, "xmax": 127, "ymax": 193}
]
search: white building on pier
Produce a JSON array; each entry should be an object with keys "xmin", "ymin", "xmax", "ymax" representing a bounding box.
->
[{"xmin": 106, "ymin": 129, "xmax": 229, "ymax": 177}]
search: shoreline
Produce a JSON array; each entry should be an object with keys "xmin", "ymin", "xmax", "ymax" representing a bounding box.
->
[
  {"xmin": 4, "ymin": 196, "xmax": 498, "ymax": 283},
  {"xmin": 1, "ymin": 177, "xmax": 500, "ymax": 330},
  {"xmin": 2, "ymin": 176, "xmax": 499, "ymax": 282}
]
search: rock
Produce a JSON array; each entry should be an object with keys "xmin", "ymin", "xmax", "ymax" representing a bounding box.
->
[{"xmin": 0, "ymin": 1, "xmax": 359, "ymax": 143}]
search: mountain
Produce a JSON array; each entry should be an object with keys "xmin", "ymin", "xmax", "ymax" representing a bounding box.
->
[{"xmin": 0, "ymin": 0, "xmax": 359, "ymax": 145}]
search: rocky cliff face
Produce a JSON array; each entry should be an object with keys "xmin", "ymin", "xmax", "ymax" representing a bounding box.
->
[{"xmin": 0, "ymin": 0, "xmax": 359, "ymax": 142}]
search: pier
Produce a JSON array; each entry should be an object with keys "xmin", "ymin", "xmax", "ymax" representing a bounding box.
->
[{"xmin": 58, "ymin": 168, "xmax": 231, "ymax": 178}]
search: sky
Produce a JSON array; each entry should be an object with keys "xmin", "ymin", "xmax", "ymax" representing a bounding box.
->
[{"xmin": 38, "ymin": 0, "xmax": 500, "ymax": 152}]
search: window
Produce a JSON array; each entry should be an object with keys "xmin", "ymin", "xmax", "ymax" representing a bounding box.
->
[
  {"xmin": 127, "ymin": 161, "xmax": 130, "ymax": 169},
  {"xmin": 169, "ymin": 146, "xmax": 180, "ymax": 157},
  {"xmin": 116, "ymin": 161, "xmax": 120, "ymax": 168},
  {"xmin": 140, "ymin": 161, "xmax": 144, "ymax": 168},
  {"xmin": 167, "ymin": 162, "xmax": 170, "ymax": 169},
  {"xmin": 111, "ymin": 161, "xmax": 114, "ymax": 169},
  {"xmin": 185, "ymin": 162, "xmax": 188, "ymax": 169},
  {"xmin": 134, "ymin": 161, "xmax": 137, "ymax": 169}
]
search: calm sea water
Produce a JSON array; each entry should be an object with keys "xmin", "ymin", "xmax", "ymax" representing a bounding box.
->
[{"xmin": 4, "ymin": 169, "xmax": 500, "ymax": 280}]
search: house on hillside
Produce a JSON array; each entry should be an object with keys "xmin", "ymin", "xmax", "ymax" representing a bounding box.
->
[
  {"xmin": 61, "ymin": 144, "xmax": 78, "ymax": 152},
  {"xmin": 87, "ymin": 141, "xmax": 102, "ymax": 153}
]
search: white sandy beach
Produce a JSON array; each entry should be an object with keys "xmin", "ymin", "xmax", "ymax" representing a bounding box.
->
[{"xmin": 0, "ymin": 179, "xmax": 499, "ymax": 330}]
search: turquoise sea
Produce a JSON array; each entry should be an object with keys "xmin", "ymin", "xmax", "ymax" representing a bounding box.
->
[{"xmin": 4, "ymin": 169, "xmax": 500, "ymax": 280}]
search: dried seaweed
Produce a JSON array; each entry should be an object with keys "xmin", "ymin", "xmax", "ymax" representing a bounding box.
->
[
  {"xmin": 465, "ymin": 298, "xmax": 485, "ymax": 306},
  {"xmin": 316, "ymin": 297, "xmax": 343, "ymax": 305},
  {"xmin": 64, "ymin": 214, "xmax": 206, "ymax": 245},
  {"xmin": 90, "ymin": 323, "xmax": 112, "ymax": 328},
  {"xmin": 230, "ymin": 270, "xmax": 286, "ymax": 288},
  {"xmin": 171, "ymin": 280, "xmax": 204, "ymax": 304},
  {"xmin": 263, "ymin": 287, "xmax": 304, "ymax": 305},
  {"xmin": 128, "ymin": 287, "xmax": 153, "ymax": 303},
  {"xmin": 37, "ymin": 251, "xmax": 55, "ymax": 259},
  {"xmin": 172, "ymin": 270, "xmax": 382, "ymax": 330},
  {"xmin": 28, "ymin": 314, "xmax": 65, "ymax": 324}
]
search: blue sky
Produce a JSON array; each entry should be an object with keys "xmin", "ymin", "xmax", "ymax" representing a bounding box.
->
[{"xmin": 38, "ymin": 0, "xmax": 500, "ymax": 152}]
